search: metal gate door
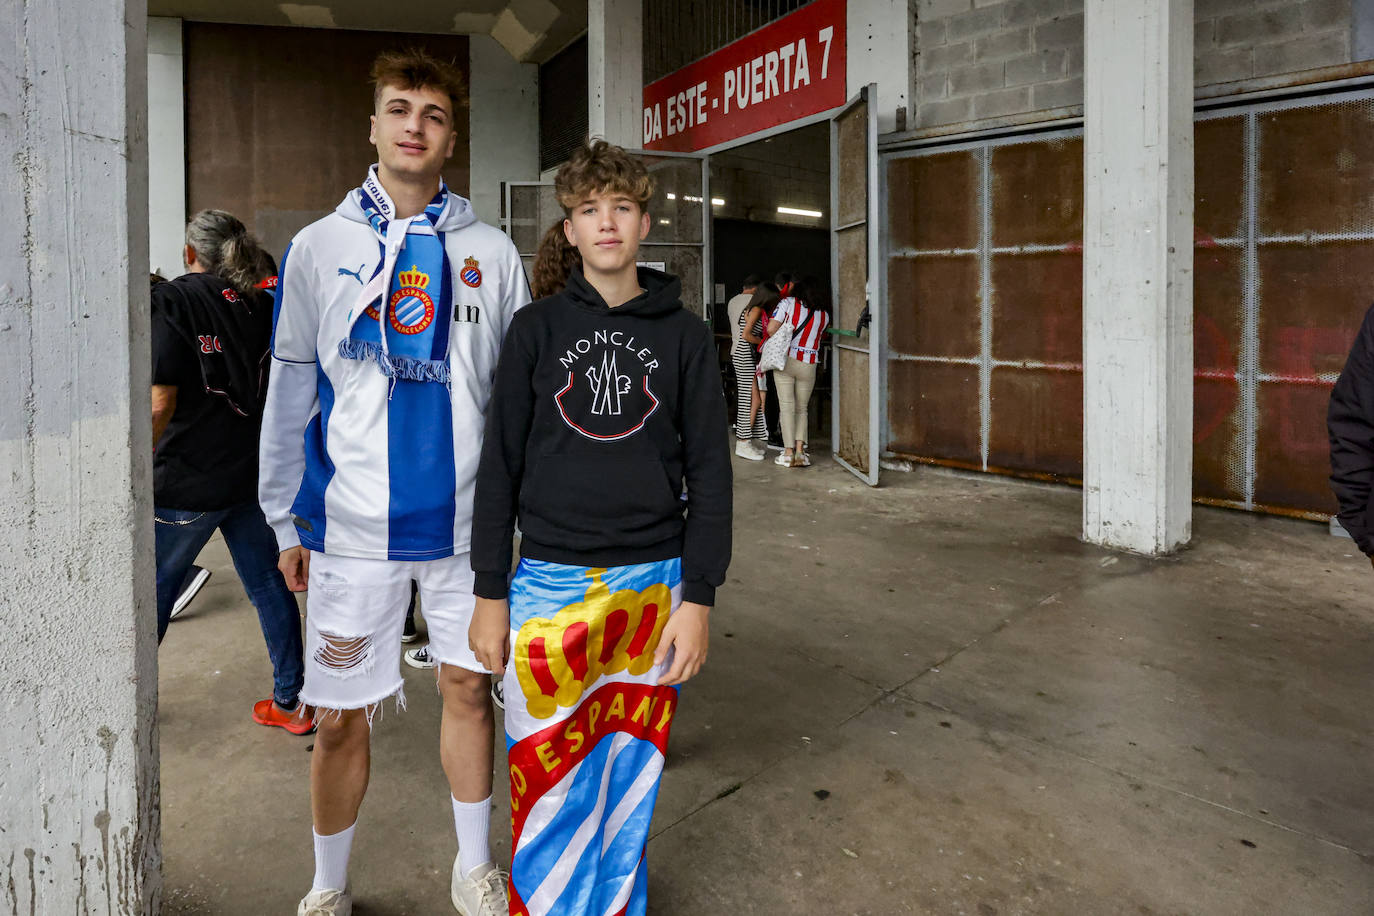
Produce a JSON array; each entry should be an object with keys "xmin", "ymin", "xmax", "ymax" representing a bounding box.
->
[
  {"xmin": 623, "ymin": 150, "xmax": 712, "ymax": 318},
  {"xmin": 501, "ymin": 180, "xmax": 559, "ymax": 280},
  {"xmin": 830, "ymin": 85, "xmax": 882, "ymax": 485}
]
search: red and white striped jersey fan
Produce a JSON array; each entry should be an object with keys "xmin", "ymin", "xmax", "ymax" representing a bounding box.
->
[{"xmin": 772, "ymin": 297, "xmax": 830, "ymax": 364}]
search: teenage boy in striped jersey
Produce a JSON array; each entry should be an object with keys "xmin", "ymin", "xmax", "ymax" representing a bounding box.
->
[{"xmin": 259, "ymin": 49, "xmax": 528, "ymax": 916}]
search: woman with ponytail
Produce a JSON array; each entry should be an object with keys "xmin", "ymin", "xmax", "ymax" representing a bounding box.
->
[{"xmin": 150, "ymin": 209, "xmax": 312, "ymax": 736}]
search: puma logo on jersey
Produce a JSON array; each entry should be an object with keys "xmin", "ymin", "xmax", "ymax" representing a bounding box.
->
[{"xmin": 338, "ymin": 264, "xmax": 366, "ymax": 285}]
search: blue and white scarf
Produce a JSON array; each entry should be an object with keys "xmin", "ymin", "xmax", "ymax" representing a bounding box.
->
[{"xmin": 339, "ymin": 166, "xmax": 454, "ymax": 385}]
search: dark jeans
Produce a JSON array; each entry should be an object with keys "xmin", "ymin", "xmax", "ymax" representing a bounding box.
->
[{"xmin": 154, "ymin": 501, "xmax": 305, "ymax": 708}]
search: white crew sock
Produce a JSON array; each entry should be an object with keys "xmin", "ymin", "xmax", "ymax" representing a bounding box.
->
[
  {"xmin": 311, "ymin": 821, "xmax": 356, "ymax": 893},
  {"xmin": 452, "ymin": 795, "xmax": 492, "ymax": 876}
]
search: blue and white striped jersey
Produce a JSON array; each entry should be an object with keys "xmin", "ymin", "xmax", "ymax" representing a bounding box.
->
[{"xmin": 259, "ymin": 185, "xmax": 530, "ymax": 561}]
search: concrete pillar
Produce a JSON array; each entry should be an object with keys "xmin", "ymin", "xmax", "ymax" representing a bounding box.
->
[
  {"xmin": 846, "ymin": 0, "xmax": 911, "ymax": 133},
  {"xmin": 588, "ymin": 0, "xmax": 642, "ymax": 148},
  {"xmin": 148, "ymin": 16, "xmax": 186, "ymax": 278},
  {"xmin": 468, "ymin": 34, "xmax": 540, "ymax": 227},
  {"xmin": 1082, "ymin": 0, "xmax": 1194, "ymax": 554},
  {"xmin": 0, "ymin": 1, "xmax": 160, "ymax": 912}
]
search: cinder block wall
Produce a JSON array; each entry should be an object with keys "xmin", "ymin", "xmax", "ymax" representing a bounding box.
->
[{"xmin": 915, "ymin": 0, "xmax": 1369, "ymax": 130}]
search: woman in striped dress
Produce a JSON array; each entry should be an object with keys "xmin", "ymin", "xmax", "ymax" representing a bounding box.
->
[{"xmin": 731, "ymin": 285, "xmax": 770, "ymax": 459}]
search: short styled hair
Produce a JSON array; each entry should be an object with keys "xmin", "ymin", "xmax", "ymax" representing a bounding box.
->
[
  {"xmin": 371, "ymin": 48, "xmax": 468, "ymax": 117},
  {"xmin": 555, "ymin": 138, "xmax": 655, "ymax": 213}
]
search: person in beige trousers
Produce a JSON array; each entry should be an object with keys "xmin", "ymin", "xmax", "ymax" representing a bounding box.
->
[{"xmin": 765, "ymin": 276, "xmax": 831, "ymax": 468}]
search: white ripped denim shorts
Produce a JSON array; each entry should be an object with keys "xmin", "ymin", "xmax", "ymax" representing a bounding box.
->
[{"xmin": 300, "ymin": 551, "xmax": 488, "ymax": 712}]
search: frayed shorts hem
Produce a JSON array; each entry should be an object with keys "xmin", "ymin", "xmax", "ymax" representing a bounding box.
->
[{"xmin": 300, "ymin": 679, "xmax": 405, "ymax": 714}]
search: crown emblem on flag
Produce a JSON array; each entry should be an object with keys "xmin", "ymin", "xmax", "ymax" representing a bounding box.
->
[
  {"xmin": 398, "ymin": 264, "xmax": 430, "ymax": 288},
  {"xmin": 514, "ymin": 570, "xmax": 671, "ymax": 720}
]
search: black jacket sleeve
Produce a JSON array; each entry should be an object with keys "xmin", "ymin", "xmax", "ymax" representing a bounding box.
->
[
  {"xmin": 471, "ymin": 311, "xmax": 538, "ymax": 598},
  {"xmin": 1328, "ymin": 303, "xmax": 1374, "ymax": 554},
  {"xmin": 679, "ymin": 323, "xmax": 733, "ymax": 605}
]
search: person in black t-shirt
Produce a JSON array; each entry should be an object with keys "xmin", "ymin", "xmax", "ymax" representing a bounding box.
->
[
  {"xmin": 152, "ymin": 271, "xmax": 216, "ymax": 619},
  {"xmin": 151, "ymin": 209, "xmax": 312, "ymax": 736}
]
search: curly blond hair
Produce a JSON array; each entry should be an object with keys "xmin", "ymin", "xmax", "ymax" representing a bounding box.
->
[{"xmin": 555, "ymin": 138, "xmax": 655, "ymax": 214}]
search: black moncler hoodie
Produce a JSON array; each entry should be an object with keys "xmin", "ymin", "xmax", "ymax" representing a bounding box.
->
[{"xmin": 471, "ymin": 267, "xmax": 733, "ymax": 605}]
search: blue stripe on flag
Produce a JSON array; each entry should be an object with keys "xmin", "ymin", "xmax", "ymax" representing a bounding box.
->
[
  {"xmin": 627, "ymin": 856, "xmax": 648, "ymax": 916},
  {"xmin": 591, "ymin": 753, "xmax": 660, "ymax": 916},
  {"xmin": 546, "ymin": 821, "xmax": 609, "ymax": 916},
  {"xmin": 385, "ymin": 374, "xmax": 456, "ymax": 558},
  {"xmin": 511, "ymin": 737, "xmax": 615, "ymax": 909}
]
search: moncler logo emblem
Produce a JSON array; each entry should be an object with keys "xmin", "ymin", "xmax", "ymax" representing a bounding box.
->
[
  {"xmin": 555, "ymin": 329, "xmax": 660, "ymax": 441},
  {"xmin": 586, "ymin": 352, "xmax": 632, "ymax": 416}
]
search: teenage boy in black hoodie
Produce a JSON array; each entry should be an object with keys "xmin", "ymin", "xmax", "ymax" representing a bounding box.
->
[{"xmin": 468, "ymin": 139, "xmax": 731, "ymax": 915}]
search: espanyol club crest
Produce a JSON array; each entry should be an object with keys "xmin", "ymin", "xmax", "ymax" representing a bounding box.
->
[
  {"xmin": 387, "ymin": 264, "xmax": 435, "ymax": 335},
  {"xmin": 460, "ymin": 255, "xmax": 482, "ymax": 289},
  {"xmin": 554, "ymin": 329, "xmax": 661, "ymax": 441}
]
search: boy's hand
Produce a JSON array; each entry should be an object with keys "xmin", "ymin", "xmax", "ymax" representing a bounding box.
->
[
  {"xmin": 279, "ymin": 546, "xmax": 310, "ymax": 592},
  {"xmin": 469, "ymin": 597, "xmax": 511, "ymax": 676},
  {"xmin": 655, "ymin": 602, "xmax": 710, "ymax": 686}
]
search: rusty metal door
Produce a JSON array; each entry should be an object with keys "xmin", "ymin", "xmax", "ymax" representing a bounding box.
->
[
  {"xmin": 830, "ymin": 85, "xmax": 881, "ymax": 485},
  {"xmin": 881, "ymin": 86, "xmax": 1374, "ymax": 520}
]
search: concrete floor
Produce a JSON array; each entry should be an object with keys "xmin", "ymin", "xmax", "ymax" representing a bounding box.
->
[{"xmin": 159, "ymin": 457, "xmax": 1374, "ymax": 915}]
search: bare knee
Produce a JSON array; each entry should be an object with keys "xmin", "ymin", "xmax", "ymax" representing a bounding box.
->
[
  {"xmin": 313, "ymin": 707, "xmax": 370, "ymax": 753},
  {"xmin": 437, "ymin": 666, "xmax": 490, "ymax": 712}
]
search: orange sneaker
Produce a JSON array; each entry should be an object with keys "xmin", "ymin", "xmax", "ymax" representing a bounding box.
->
[{"xmin": 252, "ymin": 698, "xmax": 316, "ymax": 735}]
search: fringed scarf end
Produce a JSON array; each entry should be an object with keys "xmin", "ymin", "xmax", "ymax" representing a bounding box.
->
[{"xmin": 338, "ymin": 338, "xmax": 450, "ymax": 385}]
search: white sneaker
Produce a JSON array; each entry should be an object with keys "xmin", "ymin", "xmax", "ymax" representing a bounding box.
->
[
  {"xmin": 170, "ymin": 566, "xmax": 212, "ymax": 620},
  {"xmin": 735, "ymin": 440, "xmax": 764, "ymax": 461},
  {"xmin": 451, "ymin": 860, "xmax": 508, "ymax": 916},
  {"xmin": 298, "ymin": 886, "xmax": 351, "ymax": 916},
  {"xmin": 404, "ymin": 644, "xmax": 437, "ymax": 669}
]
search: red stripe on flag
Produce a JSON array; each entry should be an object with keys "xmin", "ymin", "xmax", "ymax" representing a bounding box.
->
[{"xmin": 510, "ymin": 681, "xmax": 676, "ymax": 850}]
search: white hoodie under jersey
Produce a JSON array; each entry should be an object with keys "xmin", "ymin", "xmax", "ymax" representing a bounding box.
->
[{"xmin": 259, "ymin": 185, "xmax": 530, "ymax": 560}]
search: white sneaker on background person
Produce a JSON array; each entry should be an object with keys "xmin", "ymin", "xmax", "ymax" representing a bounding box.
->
[
  {"xmin": 169, "ymin": 565, "xmax": 212, "ymax": 620},
  {"xmin": 404, "ymin": 644, "xmax": 437, "ymax": 670},
  {"xmin": 735, "ymin": 440, "xmax": 764, "ymax": 460}
]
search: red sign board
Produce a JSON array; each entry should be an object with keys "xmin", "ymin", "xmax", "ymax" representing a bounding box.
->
[{"xmin": 641, "ymin": 0, "xmax": 847, "ymax": 152}]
